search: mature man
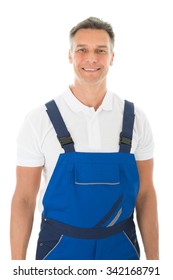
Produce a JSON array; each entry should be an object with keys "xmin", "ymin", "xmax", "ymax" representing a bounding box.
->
[{"xmin": 10, "ymin": 17, "xmax": 159, "ymax": 260}]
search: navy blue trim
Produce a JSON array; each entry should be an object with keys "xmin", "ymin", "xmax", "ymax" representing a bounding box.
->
[
  {"xmin": 45, "ymin": 100, "xmax": 75, "ymax": 153},
  {"xmin": 119, "ymin": 100, "xmax": 135, "ymax": 153},
  {"xmin": 46, "ymin": 99, "xmax": 135, "ymax": 154},
  {"xmin": 41, "ymin": 215, "xmax": 134, "ymax": 240},
  {"xmin": 95, "ymin": 195, "xmax": 123, "ymax": 228}
]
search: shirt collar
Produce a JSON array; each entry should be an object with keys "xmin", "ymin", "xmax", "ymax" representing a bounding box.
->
[{"xmin": 63, "ymin": 87, "xmax": 113, "ymax": 113}]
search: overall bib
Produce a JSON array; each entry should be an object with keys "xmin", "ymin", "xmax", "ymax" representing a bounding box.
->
[{"xmin": 36, "ymin": 100, "xmax": 140, "ymax": 260}]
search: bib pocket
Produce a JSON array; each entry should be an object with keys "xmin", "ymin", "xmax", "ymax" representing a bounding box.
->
[{"xmin": 75, "ymin": 161, "xmax": 120, "ymax": 186}]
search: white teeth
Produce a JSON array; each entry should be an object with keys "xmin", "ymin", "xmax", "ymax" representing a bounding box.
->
[{"xmin": 83, "ymin": 68, "xmax": 99, "ymax": 71}]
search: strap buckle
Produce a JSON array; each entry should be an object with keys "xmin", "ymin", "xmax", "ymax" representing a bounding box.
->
[
  {"xmin": 119, "ymin": 133, "xmax": 132, "ymax": 146},
  {"xmin": 59, "ymin": 135, "xmax": 74, "ymax": 146}
]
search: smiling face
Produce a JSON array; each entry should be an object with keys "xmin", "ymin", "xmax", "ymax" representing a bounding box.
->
[{"xmin": 69, "ymin": 29, "xmax": 114, "ymax": 88}]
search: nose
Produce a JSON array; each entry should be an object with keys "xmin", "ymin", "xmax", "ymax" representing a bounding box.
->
[{"xmin": 85, "ymin": 51, "xmax": 98, "ymax": 63}]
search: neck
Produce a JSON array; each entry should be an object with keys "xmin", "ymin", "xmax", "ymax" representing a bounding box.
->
[{"xmin": 70, "ymin": 81, "xmax": 107, "ymax": 110}]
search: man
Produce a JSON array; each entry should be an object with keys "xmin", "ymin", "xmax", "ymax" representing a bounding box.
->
[{"xmin": 10, "ymin": 17, "xmax": 159, "ymax": 260}]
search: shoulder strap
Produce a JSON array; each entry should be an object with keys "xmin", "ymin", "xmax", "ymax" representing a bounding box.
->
[
  {"xmin": 45, "ymin": 100, "xmax": 75, "ymax": 153},
  {"xmin": 119, "ymin": 100, "xmax": 135, "ymax": 153}
]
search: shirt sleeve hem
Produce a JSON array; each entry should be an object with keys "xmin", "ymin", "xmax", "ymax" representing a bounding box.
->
[
  {"xmin": 16, "ymin": 159, "xmax": 44, "ymax": 167},
  {"xmin": 134, "ymin": 153, "xmax": 154, "ymax": 161}
]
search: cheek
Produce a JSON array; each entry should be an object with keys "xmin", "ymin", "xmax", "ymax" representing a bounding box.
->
[
  {"xmin": 69, "ymin": 54, "xmax": 82, "ymax": 65},
  {"xmin": 101, "ymin": 55, "xmax": 113, "ymax": 66}
]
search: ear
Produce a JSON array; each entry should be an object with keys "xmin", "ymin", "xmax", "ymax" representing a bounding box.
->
[
  {"xmin": 110, "ymin": 52, "xmax": 114, "ymax": 66},
  {"xmin": 69, "ymin": 50, "xmax": 73, "ymax": 64}
]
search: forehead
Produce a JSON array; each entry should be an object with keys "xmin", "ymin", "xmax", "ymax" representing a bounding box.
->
[{"xmin": 72, "ymin": 28, "xmax": 111, "ymax": 47}]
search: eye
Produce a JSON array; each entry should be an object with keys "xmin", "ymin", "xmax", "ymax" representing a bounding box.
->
[
  {"xmin": 96, "ymin": 49, "xmax": 107, "ymax": 54},
  {"xmin": 76, "ymin": 48, "xmax": 87, "ymax": 53}
]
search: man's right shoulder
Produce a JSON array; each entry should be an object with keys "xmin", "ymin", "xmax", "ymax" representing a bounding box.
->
[{"xmin": 25, "ymin": 95, "xmax": 62, "ymax": 121}]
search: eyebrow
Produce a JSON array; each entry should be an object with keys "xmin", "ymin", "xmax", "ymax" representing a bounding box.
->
[{"xmin": 76, "ymin": 44, "xmax": 109, "ymax": 49}]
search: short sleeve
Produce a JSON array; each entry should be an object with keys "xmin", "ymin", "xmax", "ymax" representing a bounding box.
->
[
  {"xmin": 134, "ymin": 108, "xmax": 154, "ymax": 161},
  {"xmin": 16, "ymin": 114, "xmax": 45, "ymax": 167}
]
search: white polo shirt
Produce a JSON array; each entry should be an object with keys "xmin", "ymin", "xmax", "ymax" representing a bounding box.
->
[{"xmin": 17, "ymin": 87, "xmax": 154, "ymax": 199}]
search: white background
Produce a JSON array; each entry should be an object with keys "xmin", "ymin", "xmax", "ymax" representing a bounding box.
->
[{"xmin": 0, "ymin": 0, "xmax": 172, "ymax": 269}]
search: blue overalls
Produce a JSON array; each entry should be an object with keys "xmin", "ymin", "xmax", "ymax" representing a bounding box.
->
[{"xmin": 36, "ymin": 99, "xmax": 140, "ymax": 260}]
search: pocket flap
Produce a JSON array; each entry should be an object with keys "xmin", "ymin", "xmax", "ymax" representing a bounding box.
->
[{"xmin": 75, "ymin": 162, "xmax": 120, "ymax": 185}]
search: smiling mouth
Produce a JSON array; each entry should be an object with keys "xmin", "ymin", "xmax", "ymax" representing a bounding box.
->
[{"xmin": 82, "ymin": 68, "xmax": 101, "ymax": 72}]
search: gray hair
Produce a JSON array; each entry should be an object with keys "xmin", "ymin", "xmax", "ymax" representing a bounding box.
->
[{"xmin": 69, "ymin": 17, "xmax": 115, "ymax": 51}]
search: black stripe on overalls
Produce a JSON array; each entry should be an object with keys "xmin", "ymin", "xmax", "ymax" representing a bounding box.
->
[{"xmin": 44, "ymin": 99, "xmax": 135, "ymax": 239}]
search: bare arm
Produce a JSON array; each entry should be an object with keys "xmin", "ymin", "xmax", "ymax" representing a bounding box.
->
[
  {"xmin": 136, "ymin": 159, "xmax": 159, "ymax": 260},
  {"xmin": 10, "ymin": 166, "xmax": 43, "ymax": 260}
]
